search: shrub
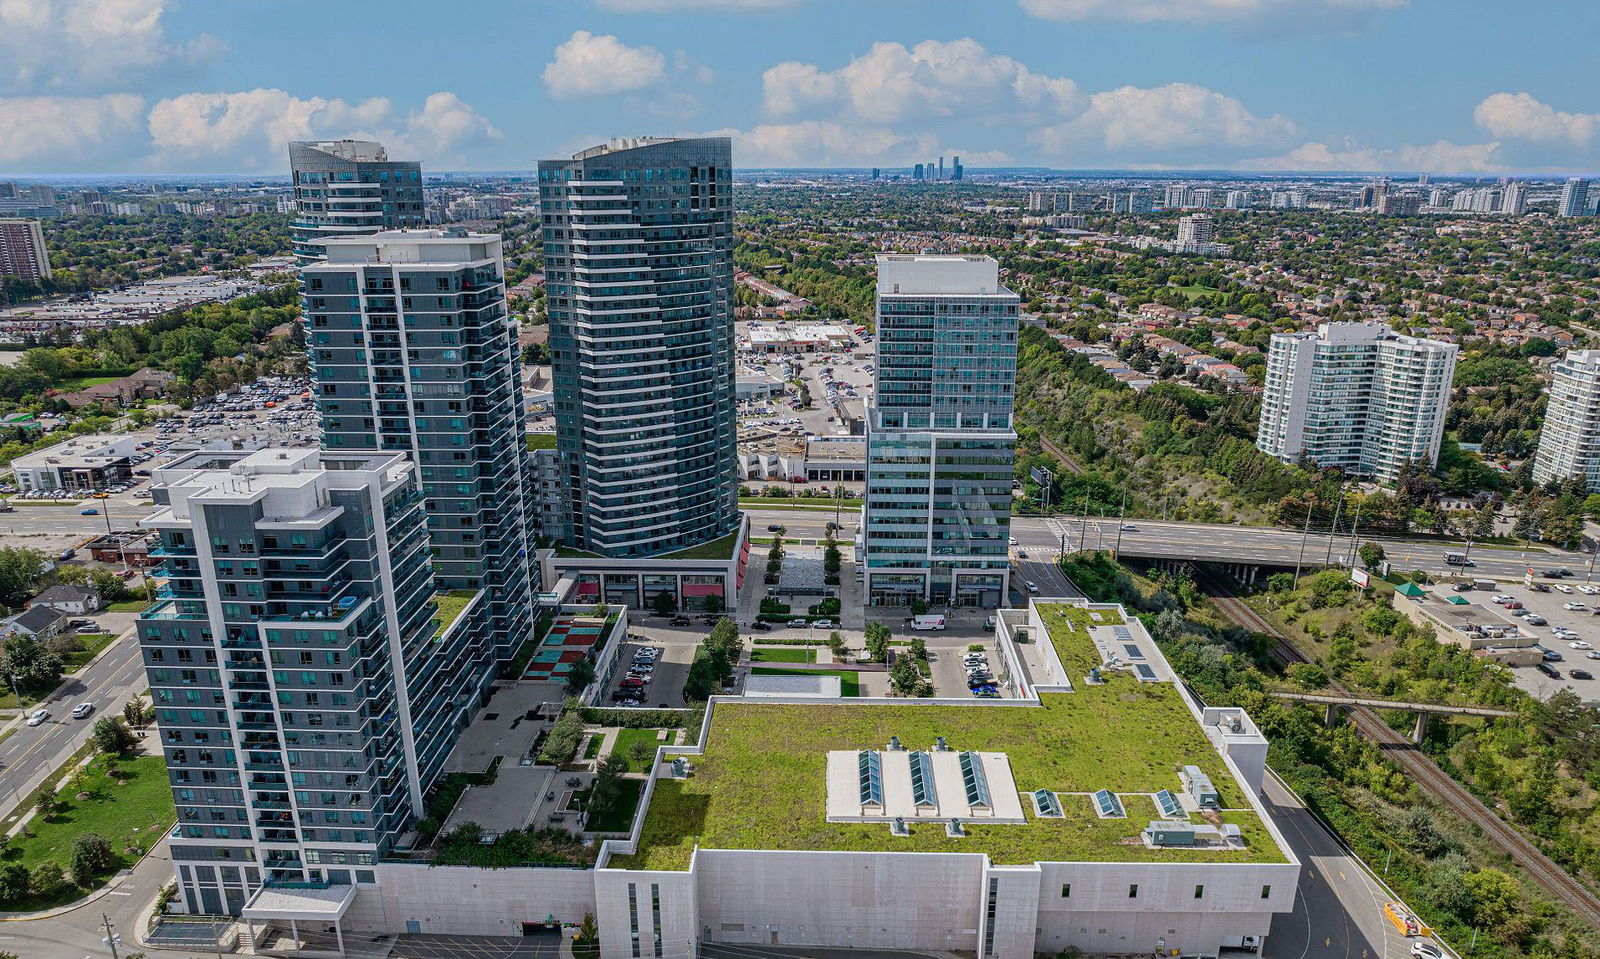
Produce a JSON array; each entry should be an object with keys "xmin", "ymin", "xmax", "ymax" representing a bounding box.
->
[
  {"xmin": 91, "ymin": 716, "xmax": 138, "ymax": 756},
  {"xmin": 69, "ymin": 833, "xmax": 115, "ymax": 885},
  {"xmin": 538, "ymin": 707, "xmax": 585, "ymax": 765}
]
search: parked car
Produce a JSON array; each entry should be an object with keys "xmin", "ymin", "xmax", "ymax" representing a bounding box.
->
[
  {"xmin": 811, "ymin": 619, "xmax": 835, "ymax": 629},
  {"xmin": 1572, "ymin": 669, "xmax": 1595, "ymax": 681},
  {"xmin": 1538, "ymin": 662, "xmax": 1562, "ymax": 679},
  {"xmin": 1565, "ymin": 602, "xmax": 1588, "ymax": 611},
  {"xmin": 669, "ymin": 617, "xmax": 692, "ymax": 627},
  {"xmin": 1556, "ymin": 584, "xmax": 1575, "ymax": 593},
  {"xmin": 1572, "ymin": 641, "xmax": 1594, "ymax": 650},
  {"xmin": 1526, "ymin": 615, "xmax": 1547, "ymax": 625},
  {"xmin": 1411, "ymin": 942, "xmax": 1443, "ymax": 959},
  {"xmin": 750, "ymin": 621, "xmax": 772, "ymax": 631}
]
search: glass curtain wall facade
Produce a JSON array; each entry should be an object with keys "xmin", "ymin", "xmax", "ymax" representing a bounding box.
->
[
  {"xmin": 288, "ymin": 140, "xmax": 424, "ymax": 262},
  {"xmin": 137, "ymin": 450, "xmax": 445, "ymax": 914},
  {"xmin": 538, "ymin": 137, "xmax": 739, "ymax": 558},
  {"xmin": 302, "ymin": 230, "xmax": 537, "ymax": 667},
  {"xmin": 864, "ymin": 255, "xmax": 1018, "ymax": 607}
]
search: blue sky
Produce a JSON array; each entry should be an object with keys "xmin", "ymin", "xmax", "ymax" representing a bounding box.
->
[{"xmin": 3, "ymin": 0, "xmax": 1599, "ymax": 176}]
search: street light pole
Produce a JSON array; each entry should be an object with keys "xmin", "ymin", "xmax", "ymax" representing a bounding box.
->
[
  {"xmin": 1112, "ymin": 489, "xmax": 1129, "ymax": 557},
  {"xmin": 1294, "ymin": 502, "xmax": 1313, "ymax": 584},
  {"xmin": 101, "ymin": 912, "xmax": 120, "ymax": 959},
  {"xmin": 1324, "ymin": 493, "xmax": 1345, "ymax": 566}
]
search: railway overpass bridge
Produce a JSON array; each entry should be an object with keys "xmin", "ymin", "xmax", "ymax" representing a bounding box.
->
[{"xmin": 1271, "ymin": 691, "xmax": 1518, "ymax": 742}]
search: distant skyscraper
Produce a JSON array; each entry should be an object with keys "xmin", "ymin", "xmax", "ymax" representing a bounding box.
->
[
  {"xmin": 913, "ymin": 163, "xmax": 925, "ymax": 180},
  {"xmin": 539, "ymin": 137, "xmax": 739, "ymax": 558},
  {"xmin": 871, "ymin": 168, "xmax": 881, "ymax": 180},
  {"xmin": 1534, "ymin": 351, "xmax": 1600, "ymax": 491},
  {"xmin": 863, "ymin": 254, "xmax": 1018, "ymax": 607},
  {"xmin": 138, "ymin": 448, "xmax": 460, "ymax": 912},
  {"xmin": 1417, "ymin": 173, "xmax": 1430, "ymax": 185},
  {"xmin": 952, "ymin": 156, "xmax": 963, "ymax": 180},
  {"xmin": 303, "ymin": 229, "xmax": 538, "ymax": 666},
  {"xmin": 1257, "ymin": 322, "xmax": 1457, "ymax": 483},
  {"xmin": 288, "ymin": 140, "xmax": 425, "ymax": 260},
  {"xmin": 0, "ymin": 219, "xmax": 51, "ymax": 281},
  {"xmin": 1500, "ymin": 181, "xmax": 1527, "ymax": 215},
  {"xmin": 1225, "ymin": 190, "xmax": 1250, "ymax": 209},
  {"xmin": 1428, "ymin": 187, "xmax": 1450, "ymax": 208},
  {"xmin": 1560, "ymin": 178, "xmax": 1591, "ymax": 217},
  {"xmin": 1164, "ymin": 184, "xmax": 1193, "ymax": 208},
  {"xmin": 938, "ymin": 156, "xmax": 945, "ymax": 181}
]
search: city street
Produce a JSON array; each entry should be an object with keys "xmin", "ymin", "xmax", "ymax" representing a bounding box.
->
[{"xmin": 0, "ymin": 627, "xmax": 147, "ymax": 826}]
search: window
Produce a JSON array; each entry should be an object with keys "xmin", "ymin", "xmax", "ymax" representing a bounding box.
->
[
  {"xmin": 1060, "ymin": 883, "xmax": 1071, "ymax": 898},
  {"xmin": 1261, "ymin": 884, "xmax": 1272, "ymax": 899},
  {"xmin": 1194, "ymin": 884, "xmax": 1204, "ymax": 899},
  {"xmin": 1128, "ymin": 883, "xmax": 1138, "ymax": 898}
]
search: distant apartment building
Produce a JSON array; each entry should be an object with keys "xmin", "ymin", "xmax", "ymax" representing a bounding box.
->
[
  {"xmin": 287, "ymin": 140, "xmax": 425, "ymax": 261},
  {"xmin": 1256, "ymin": 322, "xmax": 1458, "ymax": 483},
  {"xmin": 1224, "ymin": 190, "xmax": 1251, "ymax": 209},
  {"xmin": 0, "ymin": 218, "xmax": 50, "ymax": 281},
  {"xmin": 137, "ymin": 449, "xmax": 478, "ymax": 914},
  {"xmin": 1174, "ymin": 213, "xmax": 1215, "ymax": 252},
  {"xmin": 863, "ymin": 254, "xmax": 1018, "ymax": 607},
  {"xmin": 302, "ymin": 229, "xmax": 538, "ymax": 666},
  {"xmin": 1534, "ymin": 350, "xmax": 1600, "ymax": 490},
  {"xmin": 1500, "ymin": 181, "xmax": 1528, "ymax": 215},
  {"xmin": 1560, "ymin": 177, "xmax": 1591, "ymax": 218},
  {"xmin": 538, "ymin": 137, "xmax": 739, "ymax": 561},
  {"xmin": 1269, "ymin": 191, "xmax": 1307, "ymax": 209}
]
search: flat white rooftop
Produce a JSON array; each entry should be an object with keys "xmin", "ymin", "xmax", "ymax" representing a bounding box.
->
[{"xmin": 825, "ymin": 748, "xmax": 1024, "ymax": 824}]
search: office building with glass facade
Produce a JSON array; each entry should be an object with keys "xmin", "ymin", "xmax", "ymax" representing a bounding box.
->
[
  {"xmin": 538, "ymin": 137, "xmax": 740, "ymax": 563},
  {"xmin": 863, "ymin": 255, "xmax": 1019, "ymax": 607},
  {"xmin": 137, "ymin": 449, "xmax": 478, "ymax": 916},
  {"xmin": 301, "ymin": 229, "xmax": 538, "ymax": 667},
  {"xmin": 288, "ymin": 140, "xmax": 424, "ymax": 261}
]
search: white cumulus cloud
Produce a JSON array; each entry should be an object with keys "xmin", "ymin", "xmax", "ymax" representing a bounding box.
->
[
  {"xmin": 1243, "ymin": 138, "xmax": 1505, "ymax": 173},
  {"xmin": 0, "ymin": 93, "xmax": 146, "ymax": 168},
  {"xmin": 145, "ymin": 88, "xmax": 501, "ymax": 171},
  {"xmin": 1032, "ymin": 82, "xmax": 1297, "ymax": 155},
  {"xmin": 762, "ymin": 39, "xmax": 1079, "ymax": 124},
  {"xmin": 1474, "ymin": 92, "xmax": 1600, "ymax": 146},
  {"xmin": 0, "ymin": 0, "xmax": 223, "ymax": 90},
  {"xmin": 542, "ymin": 30, "xmax": 665, "ymax": 99}
]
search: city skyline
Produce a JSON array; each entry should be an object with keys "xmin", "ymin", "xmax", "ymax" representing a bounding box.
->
[{"xmin": 4, "ymin": 0, "xmax": 1600, "ymax": 176}]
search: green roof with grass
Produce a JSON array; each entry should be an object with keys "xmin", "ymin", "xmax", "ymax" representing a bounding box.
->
[
  {"xmin": 430, "ymin": 589, "xmax": 479, "ymax": 639},
  {"xmin": 613, "ymin": 605, "xmax": 1282, "ymax": 871},
  {"xmin": 658, "ymin": 529, "xmax": 740, "ymax": 561}
]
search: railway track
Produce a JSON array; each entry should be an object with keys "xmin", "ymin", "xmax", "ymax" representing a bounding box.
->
[
  {"xmin": 1036, "ymin": 435, "xmax": 1085, "ymax": 477},
  {"xmin": 1198, "ymin": 572, "xmax": 1600, "ymax": 930}
]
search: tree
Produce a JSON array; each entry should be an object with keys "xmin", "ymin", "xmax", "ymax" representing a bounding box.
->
[
  {"xmin": 827, "ymin": 630, "xmax": 847, "ymax": 658},
  {"xmin": 538, "ymin": 706, "xmax": 585, "ymax": 765},
  {"xmin": 122, "ymin": 697, "xmax": 153, "ymax": 730},
  {"xmin": 91, "ymin": 716, "xmax": 138, "ymax": 756},
  {"xmin": 0, "ymin": 863, "xmax": 28, "ymax": 904},
  {"xmin": 564, "ymin": 658, "xmax": 596, "ymax": 693},
  {"xmin": 703, "ymin": 593, "xmax": 724, "ymax": 615},
  {"xmin": 1, "ymin": 635, "xmax": 62, "ymax": 693},
  {"xmin": 68, "ymin": 833, "xmax": 115, "ymax": 885},
  {"xmin": 890, "ymin": 658, "xmax": 921, "ymax": 696},
  {"xmin": 650, "ymin": 591, "xmax": 676, "ymax": 616},
  {"xmin": 28, "ymin": 862, "xmax": 68, "ymax": 899},
  {"xmin": 33, "ymin": 791, "xmax": 58, "ymax": 822},
  {"xmin": 588, "ymin": 756, "xmax": 628, "ymax": 824},
  {"xmin": 1358, "ymin": 541, "xmax": 1386, "ymax": 572},
  {"xmin": 864, "ymin": 622, "xmax": 890, "ymax": 663},
  {"xmin": 0, "ymin": 547, "xmax": 45, "ymax": 608}
]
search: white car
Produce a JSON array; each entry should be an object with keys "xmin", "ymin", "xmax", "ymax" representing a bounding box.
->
[
  {"xmin": 1008, "ymin": 537, "xmax": 1018, "ymax": 546},
  {"xmin": 1565, "ymin": 602, "xmax": 1588, "ymax": 611},
  {"xmin": 26, "ymin": 709, "xmax": 48, "ymax": 727},
  {"xmin": 1557, "ymin": 584, "xmax": 1575, "ymax": 593},
  {"xmin": 70, "ymin": 702, "xmax": 94, "ymax": 719},
  {"xmin": 1411, "ymin": 942, "xmax": 1442, "ymax": 959},
  {"xmin": 811, "ymin": 619, "xmax": 835, "ymax": 629},
  {"xmin": 1581, "ymin": 585, "xmax": 1600, "ymax": 595},
  {"xmin": 1491, "ymin": 595, "xmax": 1514, "ymax": 604},
  {"xmin": 1572, "ymin": 641, "xmax": 1594, "ymax": 650},
  {"xmin": 1025, "ymin": 581, "xmax": 1040, "ymax": 593}
]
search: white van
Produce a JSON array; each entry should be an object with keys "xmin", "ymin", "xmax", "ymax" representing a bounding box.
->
[{"xmin": 910, "ymin": 614, "xmax": 947, "ymax": 631}]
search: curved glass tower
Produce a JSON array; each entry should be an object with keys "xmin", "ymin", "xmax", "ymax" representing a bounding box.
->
[{"xmin": 538, "ymin": 137, "xmax": 738, "ymax": 558}]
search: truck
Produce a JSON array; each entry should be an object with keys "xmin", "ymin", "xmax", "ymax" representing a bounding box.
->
[
  {"xmin": 1472, "ymin": 578, "xmax": 1497, "ymax": 591},
  {"xmin": 1383, "ymin": 902, "xmax": 1432, "ymax": 938},
  {"xmin": 1219, "ymin": 936, "xmax": 1260, "ymax": 953},
  {"xmin": 910, "ymin": 614, "xmax": 947, "ymax": 631}
]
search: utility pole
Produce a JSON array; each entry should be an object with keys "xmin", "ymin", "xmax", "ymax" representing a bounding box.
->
[
  {"xmin": 1345, "ymin": 500, "xmax": 1364, "ymax": 569},
  {"xmin": 1294, "ymin": 502, "xmax": 1314, "ymax": 583},
  {"xmin": 1587, "ymin": 537, "xmax": 1599, "ymax": 585},
  {"xmin": 101, "ymin": 912, "xmax": 120, "ymax": 959},
  {"xmin": 1324, "ymin": 493, "xmax": 1345, "ymax": 566},
  {"xmin": 1077, "ymin": 491, "xmax": 1090, "ymax": 552},
  {"xmin": 1112, "ymin": 490, "xmax": 1129, "ymax": 557}
]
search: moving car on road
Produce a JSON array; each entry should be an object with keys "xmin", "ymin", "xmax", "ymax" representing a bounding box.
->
[
  {"xmin": 71, "ymin": 702, "xmax": 94, "ymax": 719},
  {"xmin": 26, "ymin": 709, "xmax": 48, "ymax": 727}
]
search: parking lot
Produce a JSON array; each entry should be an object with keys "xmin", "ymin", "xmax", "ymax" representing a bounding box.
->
[{"xmin": 1453, "ymin": 574, "xmax": 1600, "ymax": 700}]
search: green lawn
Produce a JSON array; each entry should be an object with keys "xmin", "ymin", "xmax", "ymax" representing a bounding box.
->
[
  {"xmin": 1170, "ymin": 284, "xmax": 1221, "ymax": 301},
  {"xmin": 614, "ymin": 664, "xmax": 1272, "ymax": 871},
  {"xmin": 750, "ymin": 647, "xmax": 816, "ymax": 664},
  {"xmin": 749, "ymin": 666, "xmax": 860, "ymax": 696},
  {"xmin": 1036, "ymin": 602, "xmax": 1123, "ymax": 677},
  {"xmin": 660, "ymin": 530, "xmax": 740, "ymax": 561},
  {"xmin": 3, "ymin": 753, "xmax": 175, "ymax": 908},
  {"xmin": 430, "ymin": 589, "xmax": 478, "ymax": 639},
  {"xmin": 609, "ymin": 727, "xmax": 673, "ymax": 767},
  {"xmin": 55, "ymin": 375, "xmax": 125, "ymax": 391},
  {"xmin": 524, "ymin": 433, "xmax": 558, "ymax": 451},
  {"xmin": 62, "ymin": 633, "xmax": 118, "ymax": 672},
  {"xmin": 104, "ymin": 599, "xmax": 151, "ymax": 613}
]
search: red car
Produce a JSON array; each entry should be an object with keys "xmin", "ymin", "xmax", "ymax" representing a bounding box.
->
[{"xmin": 620, "ymin": 678, "xmax": 645, "ymax": 688}]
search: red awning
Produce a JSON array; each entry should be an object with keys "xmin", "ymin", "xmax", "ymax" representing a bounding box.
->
[{"xmin": 682, "ymin": 583, "xmax": 723, "ymax": 597}]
